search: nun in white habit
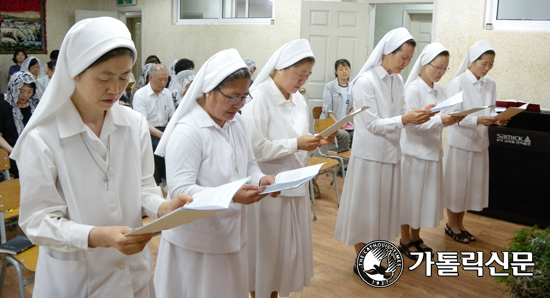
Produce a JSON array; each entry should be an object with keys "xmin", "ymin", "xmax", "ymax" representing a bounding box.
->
[
  {"xmin": 154, "ymin": 49, "xmax": 277, "ymax": 298},
  {"xmin": 242, "ymin": 39, "xmax": 332, "ymax": 298},
  {"xmin": 443, "ymin": 40, "xmax": 506, "ymax": 243},
  {"xmin": 399, "ymin": 43, "xmax": 463, "ymax": 258},
  {"xmin": 333, "ymin": 28, "xmax": 434, "ymax": 265},
  {"xmin": 11, "ymin": 17, "xmax": 191, "ymax": 298}
]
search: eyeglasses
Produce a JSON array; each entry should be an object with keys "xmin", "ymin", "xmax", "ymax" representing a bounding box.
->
[
  {"xmin": 217, "ymin": 89, "xmax": 253, "ymax": 105},
  {"xmin": 429, "ymin": 64, "xmax": 450, "ymax": 72}
]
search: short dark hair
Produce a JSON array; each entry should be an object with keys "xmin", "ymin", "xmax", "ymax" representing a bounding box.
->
[
  {"xmin": 175, "ymin": 59, "xmax": 195, "ymax": 74},
  {"xmin": 334, "ymin": 59, "xmax": 351, "ymax": 78},
  {"xmin": 391, "ymin": 39, "xmax": 417, "ymax": 54},
  {"xmin": 145, "ymin": 55, "xmax": 161, "ymax": 64},
  {"xmin": 86, "ymin": 47, "xmax": 135, "ymax": 71},
  {"xmin": 473, "ymin": 50, "xmax": 496, "ymax": 62},
  {"xmin": 47, "ymin": 60, "xmax": 57, "ymax": 70},
  {"xmin": 49, "ymin": 50, "xmax": 59, "ymax": 60},
  {"xmin": 214, "ymin": 67, "xmax": 250, "ymax": 91},
  {"xmin": 430, "ymin": 50, "xmax": 450, "ymax": 63},
  {"xmin": 283, "ymin": 56, "xmax": 316, "ymax": 70},
  {"xmin": 12, "ymin": 49, "xmax": 27, "ymax": 64},
  {"xmin": 28, "ymin": 58, "xmax": 39, "ymax": 68}
]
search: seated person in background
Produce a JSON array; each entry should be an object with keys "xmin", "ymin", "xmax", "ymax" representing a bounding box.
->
[
  {"xmin": 145, "ymin": 54, "xmax": 161, "ymax": 65},
  {"xmin": 132, "ymin": 64, "xmax": 175, "ymax": 185},
  {"xmin": 1, "ymin": 71, "xmax": 37, "ymax": 178},
  {"xmin": 175, "ymin": 58, "xmax": 194, "ymax": 72},
  {"xmin": 169, "ymin": 58, "xmax": 195, "ymax": 91},
  {"xmin": 8, "ymin": 49, "xmax": 27, "ymax": 79},
  {"xmin": 36, "ymin": 60, "xmax": 57, "ymax": 99},
  {"xmin": 321, "ymin": 59, "xmax": 353, "ymax": 150},
  {"xmin": 49, "ymin": 49, "xmax": 59, "ymax": 60},
  {"xmin": 170, "ymin": 70, "xmax": 195, "ymax": 108},
  {"xmin": 20, "ymin": 57, "xmax": 45, "ymax": 79}
]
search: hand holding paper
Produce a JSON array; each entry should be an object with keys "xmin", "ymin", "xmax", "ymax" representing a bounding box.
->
[
  {"xmin": 315, "ymin": 106, "xmax": 369, "ymax": 138},
  {"xmin": 260, "ymin": 163, "xmax": 324, "ymax": 195},
  {"xmin": 493, "ymin": 103, "xmax": 527, "ymax": 120},
  {"xmin": 450, "ymin": 105, "xmax": 494, "ymax": 117},
  {"xmin": 428, "ymin": 92, "xmax": 463, "ymax": 114}
]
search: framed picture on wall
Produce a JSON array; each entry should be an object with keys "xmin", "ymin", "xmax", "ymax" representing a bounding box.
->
[{"xmin": 0, "ymin": 0, "xmax": 47, "ymax": 54}]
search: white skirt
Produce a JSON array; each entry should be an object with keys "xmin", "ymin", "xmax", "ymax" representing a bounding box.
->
[
  {"xmin": 154, "ymin": 237, "xmax": 248, "ymax": 298},
  {"xmin": 400, "ymin": 155, "xmax": 443, "ymax": 229},
  {"xmin": 334, "ymin": 156, "xmax": 401, "ymax": 245},
  {"xmin": 247, "ymin": 194, "xmax": 313, "ymax": 297},
  {"xmin": 443, "ymin": 146, "xmax": 489, "ymax": 213}
]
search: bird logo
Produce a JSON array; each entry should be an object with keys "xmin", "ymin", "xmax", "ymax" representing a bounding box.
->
[{"xmin": 356, "ymin": 240, "xmax": 404, "ymax": 287}]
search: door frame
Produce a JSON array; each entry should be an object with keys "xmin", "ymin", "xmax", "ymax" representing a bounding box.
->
[
  {"xmin": 366, "ymin": 0, "xmax": 438, "ymax": 56},
  {"xmin": 402, "ymin": 8, "xmax": 433, "ymax": 32}
]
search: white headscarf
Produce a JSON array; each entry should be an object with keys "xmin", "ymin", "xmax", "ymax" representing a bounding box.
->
[
  {"xmin": 350, "ymin": 27, "xmax": 413, "ymax": 89},
  {"xmin": 20, "ymin": 56, "xmax": 45, "ymax": 78},
  {"xmin": 453, "ymin": 40, "xmax": 493, "ymax": 78},
  {"xmin": 250, "ymin": 39, "xmax": 314, "ymax": 91},
  {"xmin": 6, "ymin": 71, "xmax": 38, "ymax": 135},
  {"xmin": 11, "ymin": 16, "xmax": 137, "ymax": 159},
  {"xmin": 155, "ymin": 49, "xmax": 248, "ymax": 157},
  {"xmin": 172, "ymin": 70, "xmax": 196, "ymax": 104},
  {"xmin": 405, "ymin": 42, "xmax": 448, "ymax": 87},
  {"xmin": 243, "ymin": 58, "xmax": 257, "ymax": 70},
  {"xmin": 167, "ymin": 59, "xmax": 178, "ymax": 90}
]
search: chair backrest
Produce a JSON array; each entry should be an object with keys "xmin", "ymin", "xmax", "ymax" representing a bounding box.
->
[
  {"xmin": 0, "ymin": 149, "xmax": 10, "ymax": 172},
  {"xmin": 0, "ymin": 179, "xmax": 21, "ymax": 214},
  {"xmin": 314, "ymin": 118, "xmax": 335, "ymax": 134},
  {"xmin": 312, "ymin": 106, "xmax": 323, "ymax": 120}
]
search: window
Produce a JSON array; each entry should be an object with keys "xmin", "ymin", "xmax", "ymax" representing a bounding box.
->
[
  {"xmin": 175, "ymin": 0, "xmax": 274, "ymax": 25},
  {"xmin": 485, "ymin": 0, "xmax": 550, "ymax": 31}
]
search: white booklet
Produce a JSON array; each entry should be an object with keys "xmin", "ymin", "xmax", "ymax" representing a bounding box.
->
[
  {"xmin": 260, "ymin": 163, "xmax": 325, "ymax": 195},
  {"xmin": 314, "ymin": 106, "xmax": 369, "ymax": 138},
  {"xmin": 428, "ymin": 92, "xmax": 463, "ymax": 113},
  {"xmin": 450, "ymin": 105, "xmax": 495, "ymax": 117},
  {"xmin": 494, "ymin": 103, "xmax": 527, "ymax": 120},
  {"xmin": 126, "ymin": 178, "xmax": 248, "ymax": 236}
]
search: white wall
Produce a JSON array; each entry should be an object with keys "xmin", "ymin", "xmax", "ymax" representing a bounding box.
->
[
  {"xmin": 435, "ymin": 0, "xmax": 550, "ymax": 107},
  {"xmin": 374, "ymin": 3, "xmax": 433, "ymax": 45}
]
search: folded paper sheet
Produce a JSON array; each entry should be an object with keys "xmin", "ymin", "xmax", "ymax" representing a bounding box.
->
[
  {"xmin": 494, "ymin": 103, "xmax": 527, "ymax": 120},
  {"xmin": 429, "ymin": 92, "xmax": 463, "ymax": 113},
  {"xmin": 315, "ymin": 106, "xmax": 369, "ymax": 138},
  {"xmin": 450, "ymin": 105, "xmax": 494, "ymax": 117},
  {"xmin": 260, "ymin": 163, "xmax": 324, "ymax": 195},
  {"xmin": 127, "ymin": 178, "xmax": 248, "ymax": 235}
]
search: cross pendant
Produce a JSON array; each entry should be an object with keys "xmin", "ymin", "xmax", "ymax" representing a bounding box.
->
[{"xmin": 104, "ymin": 174, "xmax": 109, "ymax": 191}]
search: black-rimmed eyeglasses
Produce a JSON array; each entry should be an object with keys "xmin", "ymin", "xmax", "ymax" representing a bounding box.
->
[
  {"xmin": 217, "ymin": 89, "xmax": 253, "ymax": 105},
  {"xmin": 428, "ymin": 64, "xmax": 450, "ymax": 72}
]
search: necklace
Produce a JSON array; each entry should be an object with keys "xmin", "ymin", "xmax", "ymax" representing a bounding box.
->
[{"xmin": 81, "ymin": 133, "xmax": 111, "ymax": 190}]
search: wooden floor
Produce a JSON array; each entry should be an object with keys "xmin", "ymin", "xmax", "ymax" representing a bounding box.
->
[{"xmin": 1, "ymin": 174, "xmax": 524, "ymax": 298}]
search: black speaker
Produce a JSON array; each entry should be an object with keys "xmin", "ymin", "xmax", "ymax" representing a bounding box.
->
[{"xmin": 475, "ymin": 116, "xmax": 550, "ymax": 228}]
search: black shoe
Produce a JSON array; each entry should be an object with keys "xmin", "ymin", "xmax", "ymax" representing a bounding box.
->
[
  {"xmin": 445, "ymin": 224, "xmax": 470, "ymax": 243},
  {"xmin": 460, "ymin": 229, "xmax": 476, "ymax": 242},
  {"xmin": 412, "ymin": 239, "xmax": 433, "ymax": 253},
  {"xmin": 398, "ymin": 241, "xmax": 419, "ymax": 261}
]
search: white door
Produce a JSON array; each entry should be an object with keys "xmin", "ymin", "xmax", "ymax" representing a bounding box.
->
[
  {"xmin": 402, "ymin": 12, "xmax": 432, "ymax": 81},
  {"xmin": 300, "ymin": 1, "xmax": 369, "ymax": 115}
]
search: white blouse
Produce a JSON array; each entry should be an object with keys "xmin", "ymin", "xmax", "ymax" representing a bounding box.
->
[
  {"xmin": 162, "ymin": 103, "xmax": 265, "ymax": 254},
  {"xmin": 447, "ymin": 69, "xmax": 497, "ymax": 152},
  {"xmin": 17, "ymin": 100, "xmax": 164, "ymax": 297},
  {"xmin": 132, "ymin": 83, "xmax": 175, "ymax": 127},
  {"xmin": 351, "ymin": 66, "xmax": 407, "ymax": 164},
  {"xmin": 401, "ymin": 77, "xmax": 447, "ymax": 161},
  {"xmin": 241, "ymin": 76, "xmax": 309, "ymax": 197}
]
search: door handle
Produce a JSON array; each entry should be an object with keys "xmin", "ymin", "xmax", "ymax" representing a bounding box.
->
[{"xmin": 299, "ymin": 88, "xmax": 306, "ymax": 95}]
